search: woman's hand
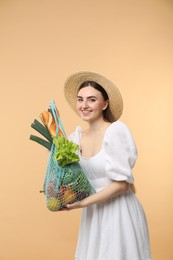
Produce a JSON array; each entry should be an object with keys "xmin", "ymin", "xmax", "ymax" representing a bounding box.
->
[
  {"xmin": 56, "ymin": 201, "xmax": 83, "ymax": 211},
  {"xmin": 64, "ymin": 201, "xmax": 83, "ymax": 210}
]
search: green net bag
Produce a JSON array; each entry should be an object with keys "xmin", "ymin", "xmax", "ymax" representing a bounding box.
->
[{"xmin": 30, "ymin": 100, "xmax": 95, "ymax": 211}]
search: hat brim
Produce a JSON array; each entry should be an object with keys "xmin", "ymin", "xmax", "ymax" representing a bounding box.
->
[{"xmin": 64, "ymin": 71, "xmax": 123, "ymax": 120}]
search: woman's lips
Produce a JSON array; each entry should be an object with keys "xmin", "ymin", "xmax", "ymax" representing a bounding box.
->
[
  {"xmin": 82, "ymin": 109, "xmax": 91, "ymax": 112},
  {"xmin": 81, "ymin": 110, "xmax": 91, "ymax": 116}
]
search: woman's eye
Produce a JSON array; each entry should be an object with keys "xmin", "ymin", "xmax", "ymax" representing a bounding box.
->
[
  {"xmin": 77, "ymin": 98, "xmax": 83, "ymax": 102},
  {"xmin": 89, "ymin": 99, "xmax": 96, "ymax": 102}
]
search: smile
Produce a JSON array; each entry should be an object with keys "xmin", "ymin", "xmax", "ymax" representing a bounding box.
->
[
  {"xmin": 81, "ymin": 109, "xmax": 92, "ymax": 112},
  {"xmin": 81, "ymin": 110, "xmax": 92, "ymax": 115}
]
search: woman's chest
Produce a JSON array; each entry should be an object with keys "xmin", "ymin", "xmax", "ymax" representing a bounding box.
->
[
  {"xmin": 80, "ymin": 132, "xmax": 105, "ymax": 158},
  {"xmin": 79, "ymin": 150, "xmax": 107, "ymax": 178}
]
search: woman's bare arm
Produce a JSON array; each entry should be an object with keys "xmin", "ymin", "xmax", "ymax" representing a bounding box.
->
[{"xmin": 65, "ymin": 181, "xmax": 129, "ymax": 210}]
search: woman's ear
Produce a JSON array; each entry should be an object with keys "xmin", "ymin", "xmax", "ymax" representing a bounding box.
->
[{"xmin": 102, "ymin": 100, "xmax": 109, "ymax": 110}]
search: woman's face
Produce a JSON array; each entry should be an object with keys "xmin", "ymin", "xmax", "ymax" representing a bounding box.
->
[{"xmin": 77, "ymin": 86, "xmax": 108, "ymax": 122}]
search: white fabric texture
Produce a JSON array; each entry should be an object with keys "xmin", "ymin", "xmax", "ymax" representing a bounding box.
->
[{"xmin": 69, "ymin": 121, "xmax": 152, "ymax": 260}]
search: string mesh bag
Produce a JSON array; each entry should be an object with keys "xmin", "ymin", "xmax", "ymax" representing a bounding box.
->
[{"xmin": 30, "ymin": 100, "xmax": 95, "ymax": 211}]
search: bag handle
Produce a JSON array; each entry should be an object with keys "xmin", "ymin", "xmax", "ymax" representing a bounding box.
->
[{"xmin": 49, "ymin": 100, "xmax": 67, "ymax": 138}]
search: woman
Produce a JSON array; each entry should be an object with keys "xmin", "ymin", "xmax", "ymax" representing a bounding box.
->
[{"xmin": 63, "ymin": 71, "xmax": 152, "ymax": 260}]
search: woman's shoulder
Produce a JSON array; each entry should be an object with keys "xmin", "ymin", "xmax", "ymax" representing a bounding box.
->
[
  {"xmin": 68, "ymin": 126, "xmax": 82, "ymax": 145},
  {"xmin": 105, "ymin": 120, "xmax": 131, "ymax": 136},
  {"xmin": 104, "ymin": 120, "xmax": 136, "ymax": 147}
]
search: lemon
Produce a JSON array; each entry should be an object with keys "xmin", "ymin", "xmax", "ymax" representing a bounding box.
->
[{"xmin": 46, "ymin": 197, "xmax": 61, "ymax": 211}]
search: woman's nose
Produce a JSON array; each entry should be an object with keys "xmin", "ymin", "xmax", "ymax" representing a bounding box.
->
[{"xmin": 82, "ymin": 100, "xmax": 89, "ymax": 109}]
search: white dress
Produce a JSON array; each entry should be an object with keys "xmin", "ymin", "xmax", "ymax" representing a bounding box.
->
[{"xmin": 69, "ymin": 121, "xmax": 152, "ymax": 260}]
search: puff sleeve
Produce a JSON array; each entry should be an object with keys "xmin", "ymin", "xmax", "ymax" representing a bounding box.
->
[
  {"xmin": 103, "ymin": 121, "xmax": 138, "ymax": 184},
  {"xmin": 68, "ymin": 126, "xmax": 82, "ymax": 155}
]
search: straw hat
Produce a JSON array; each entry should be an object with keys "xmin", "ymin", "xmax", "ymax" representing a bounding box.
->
[{"xmin": 64, "ymin": 71, "xmax": 123, "ymax": 120}]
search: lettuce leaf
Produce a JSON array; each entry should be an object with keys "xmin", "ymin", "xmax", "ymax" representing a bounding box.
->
[{"xmin": 53, "ymin": 136, "xmax": 79, "ymax": 167}]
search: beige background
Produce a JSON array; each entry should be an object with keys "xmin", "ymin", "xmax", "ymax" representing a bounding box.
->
[{"xmin": 0, "ymin": 0, "xmax": 172, "ymax": 259}]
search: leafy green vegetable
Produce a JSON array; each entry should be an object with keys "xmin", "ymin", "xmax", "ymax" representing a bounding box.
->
[{"xmin": 53, "ymin": 136, "xmax": 79, "ymax": 168}]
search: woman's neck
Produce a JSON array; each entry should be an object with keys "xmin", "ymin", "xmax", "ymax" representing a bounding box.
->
[{"xmin": 87, "ymin": 118, "xmax": 110, "ymax": 133}]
